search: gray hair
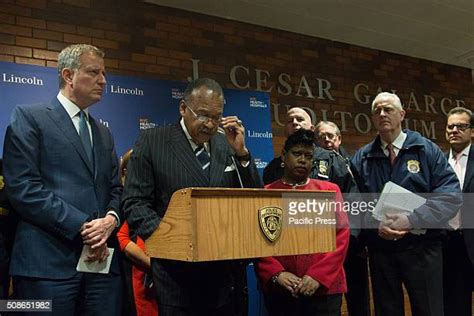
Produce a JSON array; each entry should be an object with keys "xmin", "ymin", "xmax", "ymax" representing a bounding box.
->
[
  {"xmin": 447, "ymin": 106, "xmax": 473, "ymax": 126},
  {"xmin": 315, "ymin": 120, "xmax": 341, "ymax": 136},
  {"xmin": 58, "ymin": 44, "xmax": 104, "ymax": 88},
  {"xmin": 372, "ymin": 92, "xmax": 403, "ymax": 112},
  {"xmin": 183, "ymin": 78, "xmax": 224, "ymax": 102}
]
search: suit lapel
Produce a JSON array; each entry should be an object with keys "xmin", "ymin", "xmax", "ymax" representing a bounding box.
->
[
  {"xmin": 463, "ymin": 145, "xmax": 474, "ymax": 192},
  {"xmin": 46, "ymin": 99, "xmax": 94, "ymax": 175},
  {"xmin": 168, "ymin": 124, "xmax": 209, "ymax": 186}
]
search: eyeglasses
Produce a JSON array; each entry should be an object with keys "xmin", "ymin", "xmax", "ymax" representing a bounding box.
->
[
  {"xmin": 317, "ymin": 133, "xmax": 338, "ymax": 141},
  {"xmin": 372, "ymin": 106, "xmax": 397, "ymax": 115},
  {"xmin": 185, "ymin": 103, "xmax": 222, "ymax": 124},
  {"xmin": 446, "ymin": 123, "xmax": 471, "ymax": 131}
]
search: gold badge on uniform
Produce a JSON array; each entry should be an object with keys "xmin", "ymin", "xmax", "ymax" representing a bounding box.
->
[
  {"xmin": 258, "ymin": 206, "xmax": 283, "ymax": 242},
  {"xmin": 317, "ymin": 160, "xmax": 329, "ymax": 178},
  {"xmin": 407, "ymin": 160, "xmax": 420, "ymax": 173}
]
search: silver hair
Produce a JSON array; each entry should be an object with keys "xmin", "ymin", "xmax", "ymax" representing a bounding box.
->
[
  {"xmin": 371, "ymin": 92, "xmax": 403, "ymax": 111},
  {"xmin": 315, "ymin": 120, "xmax": 341, "ymax": 136},
  {"xmin": 57, "ymin": 44, "xmax": 104, "ymax": 88}
]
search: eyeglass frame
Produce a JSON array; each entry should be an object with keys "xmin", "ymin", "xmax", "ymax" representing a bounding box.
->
[
  {"xmin": 446, "ymin": 123, "xmax": 472, "ymax": 131},
  {"xmin": 316, "ymin": 132, "xmax": 339, "ymax": 141},
  {"xmin": 184, "ymin": 102, "xmax": 222, "ymax": 125}
]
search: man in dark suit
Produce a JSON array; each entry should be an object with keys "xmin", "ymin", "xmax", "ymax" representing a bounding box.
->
[
  {"xmin": 443, "ymin": 106, "xmax": 474, "ymax": 316},
  {"xmin": 122, "ymin": 78, "xmax": 262, "ymax": 316},
  {"xmin": 3, "ymin": 44, "xmax": 122, "ymax": 315},
  {"xmin": 315, "ymin": 121, "xmax": 370, "ymax": 316}
]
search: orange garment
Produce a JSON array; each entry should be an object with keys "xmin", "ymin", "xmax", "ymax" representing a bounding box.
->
[{"xmin": 117, "ymin": 222, "xmax": 158, "ymax": 316}]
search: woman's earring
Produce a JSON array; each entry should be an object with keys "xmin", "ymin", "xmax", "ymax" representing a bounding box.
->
[{"xmin": 280, "ymin": 161, "xmax": 285, "ymax": 168}]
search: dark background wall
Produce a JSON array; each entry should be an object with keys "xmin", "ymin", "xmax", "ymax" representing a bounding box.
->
[{"xmin": 1, "ymin": 0, "xmax": 473, "ymax": 155}]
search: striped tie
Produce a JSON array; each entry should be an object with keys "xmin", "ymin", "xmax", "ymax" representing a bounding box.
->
[{"xmin": 195, "ymin": 146, "xmax": 210, "ymax": 174}]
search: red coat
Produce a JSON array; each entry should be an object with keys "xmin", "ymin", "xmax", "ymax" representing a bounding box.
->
[{"xmin": 257, "ymin": 179, "xmax": 350, "ymax": 295}]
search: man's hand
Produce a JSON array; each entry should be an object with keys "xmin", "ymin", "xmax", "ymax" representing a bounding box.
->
[
  {"xmin": 378, "ymin": 217, "xmax": 409, "ymax": 241},
  {"xmin": 385, "ymin": 213, "xmax": 411, "ymax": 231},
  {"xmin": 81, "ymin": 214, "xmax": 117, "ymax": 249},
  {"xmin": 221, "ymin": 116, "xmax": 247, "ymax": 156},
  {"xmin": 84, "ymin": 244, "xmax": 109, "ymax": 263},
  {"xmin": 275, "ymin": 271, "xmax": 301, "ymax": 297},
  {"xmin": 297, "ymin": 275, "xmax": 320, "ymax": 297}
]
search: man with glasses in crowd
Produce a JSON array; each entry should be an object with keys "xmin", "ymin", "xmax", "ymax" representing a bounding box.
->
[
  {"xmin": 122, "ymin": 78, "xmax": 262, "ymax": 316},
  {"xmin": 315, "ymin": 121, "xmax": 370, "ymax": 316},
  {"xmin": 351, "ymin": 92, "xmax": 461, "ymax": 316},
  {"xmin": 443, "ymin": 107, "xmax": 474, "ymax": 316}
]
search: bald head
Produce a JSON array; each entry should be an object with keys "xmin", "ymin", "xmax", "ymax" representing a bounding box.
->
[{"xmin": 285, "ymin": 107, "xmax": 314, "ymax": 136}]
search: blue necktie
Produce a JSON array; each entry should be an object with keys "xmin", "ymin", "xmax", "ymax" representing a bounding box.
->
[
  {"xmin": 79, "ymin": 111, "xmax": 93, "ymax": 164},
  {"xmin": 195, "ymin": 146, "xmax": 210, "ymax": 175}
]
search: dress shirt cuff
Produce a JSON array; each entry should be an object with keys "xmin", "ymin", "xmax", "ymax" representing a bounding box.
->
[{"xmin": 106, "ymin": 210, "xmax": 120, "ymax": 227}]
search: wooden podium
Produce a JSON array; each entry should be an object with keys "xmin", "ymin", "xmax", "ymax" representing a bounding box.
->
[{"xmin": 146, "ymin": 187, "xmax": 337, "ymax": 262}]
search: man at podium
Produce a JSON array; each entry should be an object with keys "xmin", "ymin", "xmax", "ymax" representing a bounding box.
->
[{"xmin": 122, "ymin": 78, "xmax": 262, "ymax": 315}]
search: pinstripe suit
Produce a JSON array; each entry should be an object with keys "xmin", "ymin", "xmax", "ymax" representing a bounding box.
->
[{"xmin": 122, "ymin": 122, "xmax": 262, "ymax": 310}]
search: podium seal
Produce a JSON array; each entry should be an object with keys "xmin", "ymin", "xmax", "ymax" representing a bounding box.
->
[{"xmin": 258, "ymin": 206, "xmax": 283, "ymax": 242}]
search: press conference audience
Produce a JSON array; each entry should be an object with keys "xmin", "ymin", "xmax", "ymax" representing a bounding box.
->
[{"xmin": 2, "ymin": 43, "xmax": 473, "ymax": 316}]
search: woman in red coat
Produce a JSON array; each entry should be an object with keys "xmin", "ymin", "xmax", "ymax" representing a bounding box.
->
[{"xmin": 257, "ymin": 129, "xmax": 350, "ymax": 316}]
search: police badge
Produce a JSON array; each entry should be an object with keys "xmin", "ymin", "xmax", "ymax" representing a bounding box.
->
[
  {"xmin": 258, "ymin": 206, "xmax": 283, "ymax": 242},
  {"xmin": 407, "ymin": 160, "xmax": 420, "ymax": 173},
  {"xmin": 317, "ymin": 160, "xmax": 329, "ymax": 179}
]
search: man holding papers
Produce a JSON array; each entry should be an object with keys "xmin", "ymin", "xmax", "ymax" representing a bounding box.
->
[
  {"xmin": 351, "ymin": 92, "xmax": 461, "ymax": 316},
  {"xmin": 443, "ymin": 106, "xmax": 474, "ymax": 316},
  {"xmin": 3, "ymin": 44, "xmax": 123, "ymax": 315}
]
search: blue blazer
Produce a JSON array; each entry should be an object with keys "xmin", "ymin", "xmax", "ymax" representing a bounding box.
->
[{"xmin": 3, "ymin": 98, "xmax": 122, "ymax": 279}]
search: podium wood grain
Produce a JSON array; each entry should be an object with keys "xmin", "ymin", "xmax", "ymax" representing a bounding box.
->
[{"xmin": 146, "ymin": 188, "xmax": 336, "ymax": 262}]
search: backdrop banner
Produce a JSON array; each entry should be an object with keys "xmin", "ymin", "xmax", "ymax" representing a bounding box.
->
[{"xmin": 0, "ymin": 61, "xmax": 273, "ymax": 176}]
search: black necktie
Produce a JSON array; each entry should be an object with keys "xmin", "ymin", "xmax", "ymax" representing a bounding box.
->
[
  {"xmin": 195, "ymin": 146, "xmax": 210, "ymax": 175},
  {"xmin": 79, "ymin": 111, "xmax": 93, "ymax": 164}
]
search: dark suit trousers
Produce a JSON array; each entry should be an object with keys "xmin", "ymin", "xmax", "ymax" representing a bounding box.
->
[
  {"xmin": 369, "ymin": 240, "xmax": 443, "ymax": 316},
  {"xmin": 263, "ymin": 291, "xmax": 342, "ymax": 316},
  {"xmin": 344, "ymin": 235, "xmax": 370, "ymax": 316},
  {"xmin": 443, "ymin": 230, "xmax": 473, "ymax": 316},
  {"xmin": 13, "ymin": 272, "xmax": 122, "ymax": 316}
]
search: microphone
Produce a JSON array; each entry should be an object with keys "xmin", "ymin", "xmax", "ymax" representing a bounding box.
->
[{"xmin": 218, "ymin": 127, "xmax": 244, "ymax": 188}]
